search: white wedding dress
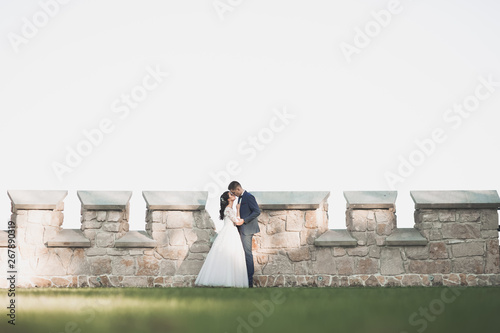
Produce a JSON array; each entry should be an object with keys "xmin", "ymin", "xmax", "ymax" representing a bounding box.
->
[{"xmin": 195, "ymin": 206, "xmax": 248, "ymax": 288}]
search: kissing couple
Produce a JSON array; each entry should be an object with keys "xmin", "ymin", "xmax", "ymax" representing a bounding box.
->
[{"xmin": 195, "ymin": 181, "xmax": 260, "ymax": 288}]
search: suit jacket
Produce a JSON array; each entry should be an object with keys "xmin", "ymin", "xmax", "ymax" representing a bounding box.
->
[{"xmin": 237, "ymin": 190, "xmax": 260, "ymax": 235}]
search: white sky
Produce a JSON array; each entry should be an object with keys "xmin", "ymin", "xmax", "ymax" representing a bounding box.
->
[{"xmin": 1, "ymin": 0, "xmax": 499, "ymax": 232}]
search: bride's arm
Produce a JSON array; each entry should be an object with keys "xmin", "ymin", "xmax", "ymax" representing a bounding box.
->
[{"xmin": 227, "ymin": 207, "xmax": 244, "ymax": 226}]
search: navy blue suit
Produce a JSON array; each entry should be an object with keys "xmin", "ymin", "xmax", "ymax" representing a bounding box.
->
[{"xmin": 237, "ymin": 190, "xmax": 260, "ymax": 287}]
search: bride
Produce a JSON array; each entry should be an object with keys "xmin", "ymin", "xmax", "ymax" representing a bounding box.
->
[{"xmin": 195, "ymin": 191, "xmax": 249, "ymax": 288}]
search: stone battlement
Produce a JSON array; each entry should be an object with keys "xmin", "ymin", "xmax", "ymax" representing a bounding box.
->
[{"xmin": 0, "ymin": 190, "xmax": 499, "ymax": 288}]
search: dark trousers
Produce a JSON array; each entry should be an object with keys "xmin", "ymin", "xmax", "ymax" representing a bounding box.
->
[{"xmin": 239, "ymin": 233, "xmax": 254, "ymax": 287}]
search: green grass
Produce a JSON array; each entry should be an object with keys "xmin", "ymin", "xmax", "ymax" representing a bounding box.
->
[{"xmin": 3, "ymin": 287, "xmax": 500, "ymax": 333}]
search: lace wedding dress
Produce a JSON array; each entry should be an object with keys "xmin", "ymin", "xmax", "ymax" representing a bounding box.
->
[{"xmin": 195, "ymin": 206, "xmax": 248, "ymax": 288}]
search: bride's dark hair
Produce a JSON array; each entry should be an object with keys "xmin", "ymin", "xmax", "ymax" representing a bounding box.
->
[{"xmin": 219, "ymin": 191, "xmax": 230, "ymax": 220}]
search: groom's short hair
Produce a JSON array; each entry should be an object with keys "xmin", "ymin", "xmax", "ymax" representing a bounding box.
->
[{"xmin": 228, "ymin": 181, "xmax": 241, "ymax": 191}]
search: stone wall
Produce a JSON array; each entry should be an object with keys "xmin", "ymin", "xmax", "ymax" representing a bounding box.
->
[
  {"xmin": 251, "ymin": 190, "xmax": 500, "ymax": 287},
  {"xmin": 0, "ymin": 190, "xmax": 216, "ymax": 288},
  {"xmin": 0, "ymin": 189, "xmax": 499, "ymax": 288}
]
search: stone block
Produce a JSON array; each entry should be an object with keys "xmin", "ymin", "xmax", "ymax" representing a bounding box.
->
[
  {"xmin": 481, "ymin": 210, "xmax": 499, "ymax": 230},
  {"xmin": 263, "ymin": 255, "xmax": 294, "ymax": 275},
  {"xmin": 375, "ymin": 210, "xmax": 392, "ymax": 223},
  {"xmin": 96, "ymin": 211, "xmax": 106, "ymax": 222},
  {"xmin": 152, "ymin": 211, "xmax": 164, "ymax": 223},
  {"xmin": 95, "ymin": 232, "xmax": 115, "ymax": 247},
  {"xmin": 28, "ymin": 210, "xmax": 52, "ymax": 224},
  {"xmin": 293, "ymin": 261, "xmax": 311, "ymax": 275},
  {"xmin": 262, "ymin": 232, "xmax": 300, "ymax": 249},
  {"xmin": 287, "ymin": 247, "xmax": 311, "ymax": 262},
  {"xmin": 300, "ymin": 228, "xmax": 318, "ymax": 246},
  {"xmin": 35, "ymin": 252, "xmax": 67, "ymax": 276},
  {"xmin": 355, "ymin": 258, "xmax": 378, "ymax": 274},
  {"xmin": 86, "ymin": 248, "xmax": 107, "ymax": 256},
  {"xmin": 160, "ymin": 260, "xmax": 177, "ymax": 275},
  {"xmin": 102, "ymin": 222, "xmax": 121, "ymax": 232},
  {"xmin": 364, "ymin": 275, "xmax": 380, "ymax": 287},
  {"xmin": 350, "ymin": 232, "xmax": 367, "ymax": 245},
  {"xmin": 257, "ymin": 211, "xmax": 270, "ymax": 224},
  {"xmin": 312, "ymin": 248, "xmax": 336, "ymax": 274},
  {"xmin": 107, "ymin": 248, "xmax": 129, "ymax": 256},
  {"xmin": 107, "ymin": 211, "xmax": 122, "ymax": 222},
  {"xmin": 24, "ymin": 223, "xmax": 45, "ymax": 245},
  {"xmin": 402, "ymin": 275, "xmax": 422, "ymax": 287},
  {"xmin": 121, "ymin": 276, "xmax": 149, "ymax": 287},
  {"xmin": 333, "ymin": 247, "xmax": 346, "ymax": 257},
  {"xmin": 438, "ymin": 211, "xmax": 455, "ymax": 222},
  {"xmin": 485, "ymin": 239, "xmax": 500, "ymax": 274},
  {"xmin": 67, "ymin": 249, "xmax": 90, "ymax": 275},
  {"xmin": 367, "ymin": 218, "xmax": 376, "ymax": 231},
  {"xmin": 136, "ymin": 256, "xmax": 160, "ymax": 275},
  {"xmin": 54, "ymin": 248, "xmax": 73, "ymax": 269},
  {"xmin": 190, "ymin": 241, "xmax": 211, "ymax": 253},
  {"xmin": 184, "ymin": 229, "xmax": 198, "ymax": 244},
  {"xmin": 82, "ymin": 221, "xmax": 102, "ymax": 229},
  {"xmin": 452, "ymin": 242, "xmax": 484, "ymax": 257},
  {"xmin": 151, "ymin": 223, "xmax": 166, "ymax": 232},
  {"xmin": 112, "ymin": 256, "xmax": 136, "ymax": 275},
  {"xmin": 380, "ymin": 248, "xmax": 404, "ymax": 275},
  {"xmin": 305, "ymin": 211, "xmax": 318, "ymax": 229},
  {"xmin": 350, "ymin": 210, "xmax": 367, "ymax": 231},
  {"xmin": 429, "ymin": 242, "xmax": 448, "ymax": 259},
  {"xmin": 286, "ymin": 211, "xmax": 304, "ymax": 231},
  {"xmin": 452, "ymin": 257, "xmax": 484, "ymax": 274},
  {"xmin": 405, "ymin": 246, "xmax": 429, "ymax": 260},
  {"xmin": 336, "ymin": 257, "xmax": 354, "ymax": 275},
  {"xmin": 167, "ymin": 211, "xmax": 194, "ymax": 229},
  {"xmin": 408, "ymin": 260, "xmax": 451, "ymax": 274},
  {"xmin": 481, "ymin": 230, "xmax": 499, "ymax": 239},
  {"xmin": 346, "ymin": 247, "xmax": 369, "ymax": 257},
  {"xmin": 30, "ymin": 277, "xmax": 52, "ymax": 287},
  {"xmin": 441, "ymin": 224, "xmax": 480, "ymax": 239},
  {"xmin": 421, "ymin": 212, "xmax": 439, "ymax": 222},
  {"xmin": 177, "ymin": 260, "xmax": 204, "ymax": 275},
  {"xmin": 376, "ymin": 222, "xmax": 393, "ymax": 236},
  {"xmin": 267, "ymin": 216, "xmax": 285, "ymax": 235},
  {"xmin": 89, "ymin": 257, "xmax": 112, "ymax": 275},
  {"xmin": 156, "ymin": 245, "xmax": 189, "ymax": 260},
  {"xmin": 368, "ymin": 246, "xmax": 380, "ymax": 259},
  {"xmin": 457, "ymin": 211, "xmax": 481, "ymax": 222},
  {"xmin": 83, "ymin": 210, "xmax": 97, "ymax": 221},
  {"xmin": 168, "ymin": 229, "xmax": 186, "ymax": 246}
]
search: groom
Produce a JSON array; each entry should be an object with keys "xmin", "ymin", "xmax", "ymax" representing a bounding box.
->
[{"xmin": 228, "ymin": 181, "xmax": 260, "ymax": 288}]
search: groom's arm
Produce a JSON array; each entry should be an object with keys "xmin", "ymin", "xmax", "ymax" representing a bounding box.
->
[{"xmin": 243, "ymin": 194, "xmax": 260, "ymax": 224}]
